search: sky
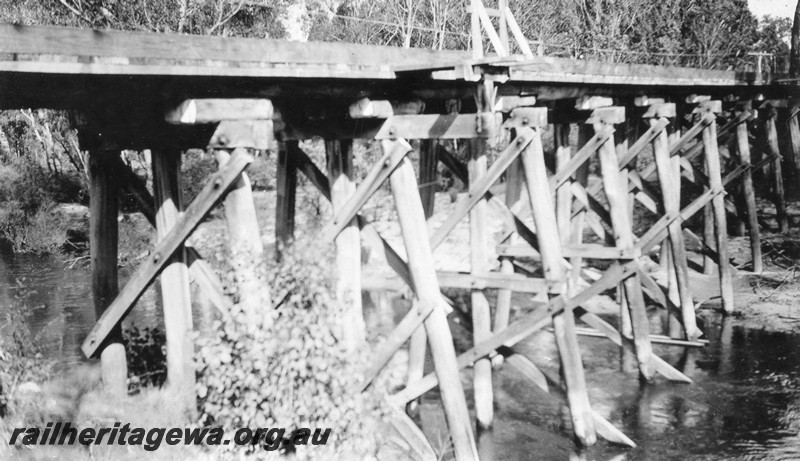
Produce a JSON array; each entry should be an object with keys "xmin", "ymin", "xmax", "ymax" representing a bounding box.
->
[{"xmin": 748, "ymin": 0, "xmax": 795, "ymax": 19}]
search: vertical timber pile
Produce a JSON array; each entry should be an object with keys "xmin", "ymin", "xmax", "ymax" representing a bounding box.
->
[
  {"xmin": 276, "ymin": 141, "xmax": 298, "ymax": 253},
  {"xmin": 766, "ymin": 106, "xmax": 790, "ymax": 233},
  {"xmin": 495, "ymin": 153, "xmax": 522, "ymax": 333},
  {"xmin": 386, "ymin": 139, "xmax": 479, "ymax": 461},
  {"xmin": 573, "ymin": 125, "xmax": 593, "ymax": 290},
  {"xmin": 698, "ymin": 101, "xmax": 734, "ymax": 313},
  {"xmin": 152, "ymin": 149, "xmax": 196, "ymax": 407},
  {"xmin": 518, "ymin": 117, "xmax": 596, "ymax": 446},
  {"xmin": 470, "ymin": 82, "xmax": 494, "ymax": 430},
  {"xmin": 783, "ymin": 106, "xmax": 800, "ymax": 194},
  {"xmin": 407, "ymin": 139, "xmax": 437, "ymax": 415},
  {"xmin": 164, "ymin": 99, "xmax": 274, "ymax": 322},
  {"xmin": 646, "ymin": 104, "xmax": 699, "ymax": 340},
  {"xmin": 89, "ymin": 152, "xmax": 128, "ymax": 397},
  {"xmin": 612, "ymin": 105, "xmax": 639, "ymax": 370},
  {"xmin": 594, "ymin": 111, "xmax": 653, "ymax": 380},
  {"xmin": 327, "ymin": 139, "xmax": 365, "ymax": 352},
  {"xmin": 666, "ymin": 104, "xmax": 684, "ymax": 338},
  {"xmin": 733, "ymin": 112, "xmax": 762, "ymax": 272},
  {"xmin": 215, "ymin": 148, "xmax": 272, "ymax": 324}
]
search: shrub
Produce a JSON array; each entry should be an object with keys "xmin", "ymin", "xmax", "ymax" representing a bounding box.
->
[
  {"xmin": 0, "ymin": 200, "xmax": 69, "ymax": 254},
  {"xmin": 196, "ymin": 241, "xmax": 386, "ymax": 460},
  {"xmin": 0, "ymin": 280, "xmax": 55, "ymax": 418},
  {"xmin": 181, "ymin": 150, "xmax": 218, "ymax": 204},
  {"xmin": 123, "ymin": 326, "xmax": 167, "ymax": 391},
  {"xmin": 247, "ymin": 152, "xmax": 277, "ymax": 191}
]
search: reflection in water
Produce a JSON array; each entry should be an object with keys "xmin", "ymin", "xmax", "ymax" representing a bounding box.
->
[
  {"xmin": 11, "ymin": 256, "xmax": 800, "ymax": 460},
  {"xmin": 365, "ymin": 293, "xmax": 800, "ymax": 460},
  {"xmin": 477, "ymin": 427, "xmax": 496, "ymax": 461}
]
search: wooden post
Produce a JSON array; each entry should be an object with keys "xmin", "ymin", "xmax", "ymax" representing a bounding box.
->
[
  {"xmin": 468, "ymin": 138, "xmax": 494, "ymax": 430},
  {"xmin": 594, "ymin": 121, "xmax": 654, "ymax": 380},
  {"xmin": 519, "ymin": 126, "xmax": 597, "ymax": 446},
  {"xmin": 470, "ymin": 0, "xmax": 482, "ymax": 58},
  {"xmin": 734, "ymin": 118, "xmax": 762, "ymax": 271},
  {"xmin": 572, "ymin": 125, "xmax": 592, "ymax": 291},
  {"xmin": 215, "ymin": 148, "xmax": 272, "ymax": 325},
  {"xmin": 388, "ymin": 140, "xmax": 479, "ymax": 461},
  {"xmin": 406, "ymin": 139, "xmax": 437, "ymax": 416},
  {"xmin": 89, "ymin": 151, "xmax": 127, "ymax": 397},
  {"xmin": 152, "ymin": 149, "xmax": 195, "ymax": 407},
  {"xmin": 614, "ymin": 115, "xmax": 639, "ymax": 370},
  {"xmin": 730, "ymin": 130, "xmax": 748, "ymax": 237},
  {"xmin": 701, "ymin": 112, "xmax": 735, "ymax": 314},
  {"xmin": 327, "ymin": 139, "xmax": 365, "ymax": 353},
  {"xmin": 666, "ymin": 109, "xmax": 684, "ymax": 338},
  {"xmin": 555, "ymin": 124, "xmax": 573, "ymax": 248},
  {"xmin": 771, "ymin": 109, "xmax": 791, "ymax": 232},
  {"xmin": 650, "ymin": 116, "xmax": 699, "ymax": 340},
  {"xmin": 82, "ymin": 151, "xmax": 254, "ymax": 357},
  {"xmin": 419, "ymin": 140, "xmax": 438, "ymax": 218},
  {"xmin": 785, "ymin": 109, "xmax": 800, "ymax": 187},
  {"xmin": 498, "ymin": 0, "xmax": 509, "ymax": 54},
  {"xmin": 495, "ymin": 154, "xmax": 522, "ymax": 333},
  {"xmin": 702, "ymin": 198, "xmax": 716, "ymax": 274},
  {"xmin": 276, "ymin": 141, "xmax": 298, "ymax": 254}
]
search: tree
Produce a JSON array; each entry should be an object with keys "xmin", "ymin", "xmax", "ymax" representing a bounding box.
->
[{"xmin": 754, "ymin": 15, "xmax": 792, "ymax": 74}]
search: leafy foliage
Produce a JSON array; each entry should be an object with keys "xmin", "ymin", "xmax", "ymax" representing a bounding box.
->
[
  {"xmin": 196, "ymin": 241, "xmax": 386, "ymax": 459},
  {"xmin": 123, "ymin": 326, "xmax": 167, "ymax": 391},
  {"xmin": 0, "ymin": 280, "xmax": 55, "ymax": 418}
]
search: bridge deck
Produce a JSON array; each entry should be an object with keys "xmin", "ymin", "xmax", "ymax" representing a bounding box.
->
[{"xmin": 0, "ymin": 24, "xmax": 782, "ymax": 110}]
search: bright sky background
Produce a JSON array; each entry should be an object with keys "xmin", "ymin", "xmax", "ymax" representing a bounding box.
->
[{"xmin": 748, "ymin": 0, "xmax": 795, "ymax": 18}]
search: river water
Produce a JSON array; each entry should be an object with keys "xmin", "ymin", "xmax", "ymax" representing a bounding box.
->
[
  {"xmin": 0, "ymin": 251, "xmax": 163, "ymax": 370},
  {"xmin": 6, "ymin": 252, "xmax": 800, "ymax": 460}
]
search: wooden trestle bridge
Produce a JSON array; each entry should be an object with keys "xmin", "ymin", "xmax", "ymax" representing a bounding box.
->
[{"xmin": 0, "ymin": 8, "xmax": 798, "ymax": 460}]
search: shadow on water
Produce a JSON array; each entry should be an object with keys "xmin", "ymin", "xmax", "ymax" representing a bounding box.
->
[{"xmin": 364, "ymin": 291, "xmax": 800, "ymax": 461}]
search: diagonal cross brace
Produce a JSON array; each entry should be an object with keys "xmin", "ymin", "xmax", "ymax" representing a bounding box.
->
[
  {"xmin": 113, "ymin": 156, "xmax": 232, "ymax": 313},
  {"xmin": 321, "ymin": 139, "xmax": 412, "ymax": 242},
  {"xmin": 430, "ymin": 130, "xmax": 535, "ymax": 249},
  {"xmin": 389, "ymin": 260, "xmax": 689, "ymax": 405},
  {"xmin": 82, "ymin": 150, "xmax": 253, "ymax": 358},
  {"xmin": 439, "ymin": 141, "xmax": 694, "ymax": 366}
]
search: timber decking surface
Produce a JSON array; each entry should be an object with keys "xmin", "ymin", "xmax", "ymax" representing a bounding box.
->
[{"xmin": 0, "ymin": 24, "xmax": 785, "ymax": 111}]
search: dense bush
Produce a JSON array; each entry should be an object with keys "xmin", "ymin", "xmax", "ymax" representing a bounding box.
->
[
  {"xmin": 0, "ymin": 280, "xmax": 54, "ymax": 418},
  {"xmin": 0, "ymin": 111, "xmax": 87, "ymax": 254},
  {"xmin": 196, "ymin": 241, "xmax": 386, "ymax": 459},
  {"xmin": 123, "ymin": 326, "xmax": 167, "ymax": 391}
]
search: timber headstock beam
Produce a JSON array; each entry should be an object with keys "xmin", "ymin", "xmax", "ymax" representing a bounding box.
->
[
  {"xmin": 76, "ymin": 98, "xmax": 276, "ymax": 151},
  {"xmin": 279, "ymin": 94, "xmax": 501, "ymax": 141},
  {"xmin": 165, "ymin": 98, "xmax": 274, "ymax": 151},
  {"xmin": 548, "ymin": 106, "xmax": 626, "ymax": 126},
  {"xmin": 690, "ymin": 99, "xmax": 722, "ymax": 124},
  {"xmin": 638, "ymin": 102, "xmax": 677, "ymax": 120},
  {"xmin": 760, "ymin": 99, "xmax": 800, "ymax": 120}
]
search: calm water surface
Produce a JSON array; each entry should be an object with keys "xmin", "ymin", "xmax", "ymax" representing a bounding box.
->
[
  {"xmin": 7, "ymin": 253, "xmax": 800, "ymax": 460},
  {"xmin": 366, "ymin": 294, "xmax": 800, "ymax": 461}
]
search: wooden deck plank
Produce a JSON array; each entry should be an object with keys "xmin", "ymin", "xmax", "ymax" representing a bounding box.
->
[{"xmin": 0, "ymin": 24, "xmax": 762, "ymax": 88}]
